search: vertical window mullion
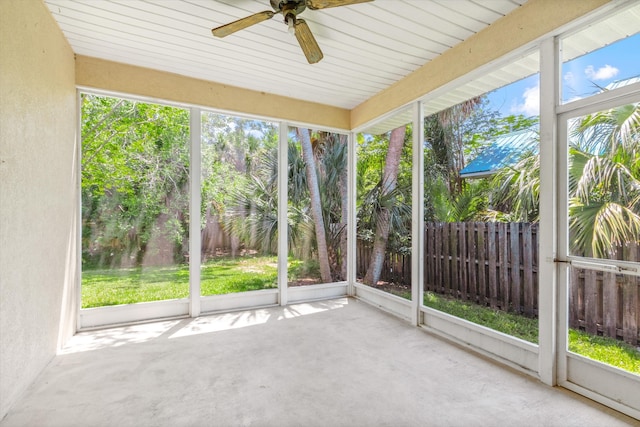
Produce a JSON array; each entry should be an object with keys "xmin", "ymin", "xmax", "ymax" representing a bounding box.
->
[
  {"xmin": 412, "ymin": 101, "xmax": 425, "ymax": 326},
  {"xmin": 278, "ymin": 122, "xmax": 289, "ymax": 306},
  {"xmin": 538, "ymin": 36, "xmax": 560, "ymax": 386},
  {"xmin": 189, "ymin": 107, "xmax": 202, "ymax": 317},
  {"xmin": 347, "ymin": 131, "xmax": 357, "ymax": 296}
]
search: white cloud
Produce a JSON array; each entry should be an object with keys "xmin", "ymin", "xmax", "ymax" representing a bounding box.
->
[
  {"xmin": 584, "ymin": 64, "xmax": 619, "ymax": 81},
  {"xmin": 510, "ymin": 83, "xmax": 539, "ymax": 116},
  {"xmin": 563, "ymin": 71, "xmax": 575, "ymax": 86}
]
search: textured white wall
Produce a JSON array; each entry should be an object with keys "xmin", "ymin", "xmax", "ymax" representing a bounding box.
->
[{"xmin": 0, "ymin": 0, "xmax": 77, "ymax": 418}]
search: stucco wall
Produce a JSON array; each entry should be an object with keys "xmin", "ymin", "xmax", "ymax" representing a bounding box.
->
[{"xmin": 0, "ymin": 0, "xmax": 77, "ymax": 419}]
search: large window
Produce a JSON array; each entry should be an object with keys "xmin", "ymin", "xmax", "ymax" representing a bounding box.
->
[
  {"xmin": 81, "ymin": 94, "xmax": 190, "ymax": 308},
  {"xmin": 356, "ymin": 120, "xmax": 413, "ymax": 299},
  {"xmin": 287, "ymin": 127, "xmax": 349, "ymax": 287},
  {"xmin": 200, "ymin": 112, "xmax": 279, "ymax": 296},
  {"xmin": 564, "ymin": 101, "xmax": 640, "ymax": 374},
  {"xmin": 422, "ymin": 63, "xmax": 541, "ymax": 344}
]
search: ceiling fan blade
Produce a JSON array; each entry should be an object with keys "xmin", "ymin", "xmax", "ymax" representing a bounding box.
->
[
  {"xmin": 294, "ymin": 19, "xmax": 323, "ymax": 64},
  {"xmin": 306, "ymin": 0, "xmax": 372, "ymax": 10},
  {"xmin": 212, "ymin": 10, "xmax": 275, "ymax": 38}
]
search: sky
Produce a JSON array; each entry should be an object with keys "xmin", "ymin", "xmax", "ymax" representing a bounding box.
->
[{"xmin": 486, "ymin": 32, "xmax": 640, "ymax": 118}]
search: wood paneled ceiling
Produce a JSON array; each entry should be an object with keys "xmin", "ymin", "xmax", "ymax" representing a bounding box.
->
[{"xmin": 44, "ymin": 0, "xmax": 528, "ymax": 110}]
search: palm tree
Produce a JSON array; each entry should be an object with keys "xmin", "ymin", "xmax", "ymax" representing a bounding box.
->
[
  {"xmin": 486, "ymin": 149, "xmax": 540, "ymax": 223},
  {"xmin": 315, "ymin": 132, "xmax": 349, "ymax": 280},
  {"xmin": 363, "ymin": 126, "xmax": 408, "ymax": 285},
  {"xmin": 568, "ymin": 102, "xmax": 640, "ymax": 258}
]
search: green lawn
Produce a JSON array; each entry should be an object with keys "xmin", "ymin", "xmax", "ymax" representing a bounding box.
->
[
  {"xmin": 569, "ymin": 329, "xmax": 640, "ymax": 373},
  {"xmin": 423, "ymin": 291, "xmax": 539, "ymax": 343},
  {"xmin": 82, "ymin": 255, "xmax": 278, "ymax": 308},
  {"xmin": 423, "ymin": 291, "xmax": 640, "ymax": 374}
]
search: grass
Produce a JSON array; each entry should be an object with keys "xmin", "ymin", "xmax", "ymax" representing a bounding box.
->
[
  {"xmin": 569, "ymin": 329, "xmax": 640, "ymax": 374},
  {"xmin": 423, "ymin": 291, "xmax": 539, "ymax": 343},
  {"xmin": 82, "ymin": 255, "xmax": 279, "ymax": 308},
  {"xmin": 82, "ymin": 265, "xmax": 190, "ymax": 308},
  {"xmin": 423, "ymin": 291, "xmax": 640, "ymax": 374},
  {"xmin": 201, "ymin": 255, "xmax": 277, "ymax": 296},
  {"xmin": 82, "ymin": 255, "xmax": 325, "ymax": 308}
]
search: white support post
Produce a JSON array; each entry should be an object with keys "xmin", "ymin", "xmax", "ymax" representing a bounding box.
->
[
  {"xmin": 189, "ymin": 108, "xmax": 202, "ymax": 317},
  {"xmin": 538, "ymin": 36, "xmax": 559, "ymax": 386},
  {"xmin": 411, "ymin": 101, "xmax": 425, "ymax": 326},
  {"xmin": 556, "ymin": 116, "xmax": 570, "ymax": 385},
  {"xmin": 347, "ymin": 131, "xmax": 357, "ymax": 296},
  {"xmin": 73, "ymin": 90, "xmax": 83, "ymax": 336},
  {"xmin": 278, "ymin": 122, "xmax": 289, "ymax": 306}
]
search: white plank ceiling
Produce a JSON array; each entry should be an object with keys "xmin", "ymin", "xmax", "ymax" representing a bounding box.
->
[
  {"xmin": 44, "ymin": 0, "xmax": 528, "ymax": 110},
  {"xmin": 44, "ymin": 0, "xmax": 639, "ymax": 131}
]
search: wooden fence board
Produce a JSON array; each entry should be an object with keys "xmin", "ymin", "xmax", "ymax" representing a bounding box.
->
[
  {"xmin": 460, "ymin": 222, "xmax": 468, "ymax": 300},
  {"xmin": 435, "ymin": 223, "xmax": 442, "ymax": 293},
  {"xmin": 569, "ymin": 267, "xmax": 581, "ymax": 330},
  {"xmin": 499, "ymin": 223, "xmax": 509, "ymax": 311},
  {"xmin": 488, "ymin": 222, "xmax": 498, "ymax": 309},
  {"xmin": 443, "ymin": 224, "xmax": 450, "ymax": 296},
  {"xmin": 522, "ymin": 223, "xmax": 534, "ymax": 316},
  {"xmin": 623, "ymin": 278, "xmax": 638, "ymax": 345},
  {"xmin": 451, "ymin": 224, "xmax": 459, "ymax": 298},
  {"xmin": 424, "ymin": 225, "xmax": 431, "ymax": 292},
  {"xmin": 510, "ymin": 222, "xmax": 521, "ymax": 313},
  {"xmin": 468, "ymin": 223, "xmax": 477, "ymax": 303},
  {"xmin": 602, "ymin": 271, "xmax": 618, "ymax": 339},
  {"xmin": 622, "ymin": 244, "xmax": 638, "ymax": 345},
  {"xmin": 477, "ymin": 222, "xmax": 486, "ymax": 305},
  {"xmin": 584, "ymin": 269, "xmax": 598, "ymax": 335}
]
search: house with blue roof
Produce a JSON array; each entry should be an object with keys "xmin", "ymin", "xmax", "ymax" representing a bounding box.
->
[
  {"xmin": 460, "ymin": 75, "xmax": 639, "ymax": 179},
  {"xmin": 459, "ymin": 128, "xmax": 539, "ymax": 179}
]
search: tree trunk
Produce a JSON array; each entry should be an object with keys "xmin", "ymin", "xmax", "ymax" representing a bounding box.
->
[
  {"xmin": 297, "ymin": 128, "xmax": 332, "ymax": 283},
  {"xmin": 363, "ymin": 126, "xmax": 406, "ymax": 285}
]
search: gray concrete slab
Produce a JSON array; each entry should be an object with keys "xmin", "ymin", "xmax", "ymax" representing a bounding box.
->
[{"xmin": 2, "ymin": 297, "xmax": 637, "ymax": 427}]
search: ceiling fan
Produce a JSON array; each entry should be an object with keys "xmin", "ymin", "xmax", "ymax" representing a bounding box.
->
[{"xmin": 211, "ymin": 0, "xmax": 373, "ymax": 64}]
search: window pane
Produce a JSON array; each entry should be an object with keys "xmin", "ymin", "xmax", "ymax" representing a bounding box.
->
[
  {"xmin": 200, "ymin": 112, "xmax": 279, "ymax": 296},
  {"xmin": 288, "ymin": 127, "xmax": 349, "ymax": 286},
  {"xmin": 423, "ymin": 73, "xmax": 540, "ymax": 344},
  {"xmin": 81, "ymin": 94, "xmax": 190, "ymax": 307},
  {"xmin": 561, "ymin": 4, "xmax": 640, "ymax": 104},
  {"xmin": 356, "ymin": 122, "xmax": 413, "ymax": 299}
]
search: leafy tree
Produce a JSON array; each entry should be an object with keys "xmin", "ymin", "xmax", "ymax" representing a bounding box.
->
[
  {"xmin": 200, "ymin": 113, "xmax": 278, "ymax": 258},
  {"xmin": 423, "ymin": 97, "xmax": 506, "ymax": 223},
  {"xmin": 81, "ymin": 94, "xmax": 190, "ymax": 268}
]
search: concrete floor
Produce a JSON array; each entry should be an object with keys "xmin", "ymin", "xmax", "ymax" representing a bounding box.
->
[{"xmin": 2, "ymin": 297, "xmax": 637, "ymax": 427}]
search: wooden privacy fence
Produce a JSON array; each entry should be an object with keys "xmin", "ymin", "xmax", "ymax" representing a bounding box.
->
[
  {"xmin": 569, "ymin": 244, "xmax": 639, "ymax": 345},
  {"xmin": 424, "ymin": 222, "xmax": 539, "ymax": 317},
  {"xmin": 357, "ymin": 222, "xmax": 640, "ymax": 345}
]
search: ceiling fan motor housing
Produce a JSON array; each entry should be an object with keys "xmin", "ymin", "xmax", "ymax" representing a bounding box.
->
[{"xmin": 270, "ymin": 0, "xmax": 307, "ymax": 16}]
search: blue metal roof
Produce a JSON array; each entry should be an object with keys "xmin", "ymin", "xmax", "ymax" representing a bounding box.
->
[
  {"xmin": 606, "ymin": 75, "xmax": 640, "ymax": 90},
  {"xmin": 460, "ymin": 128, "xmax": 538, "ymax": 178}
]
